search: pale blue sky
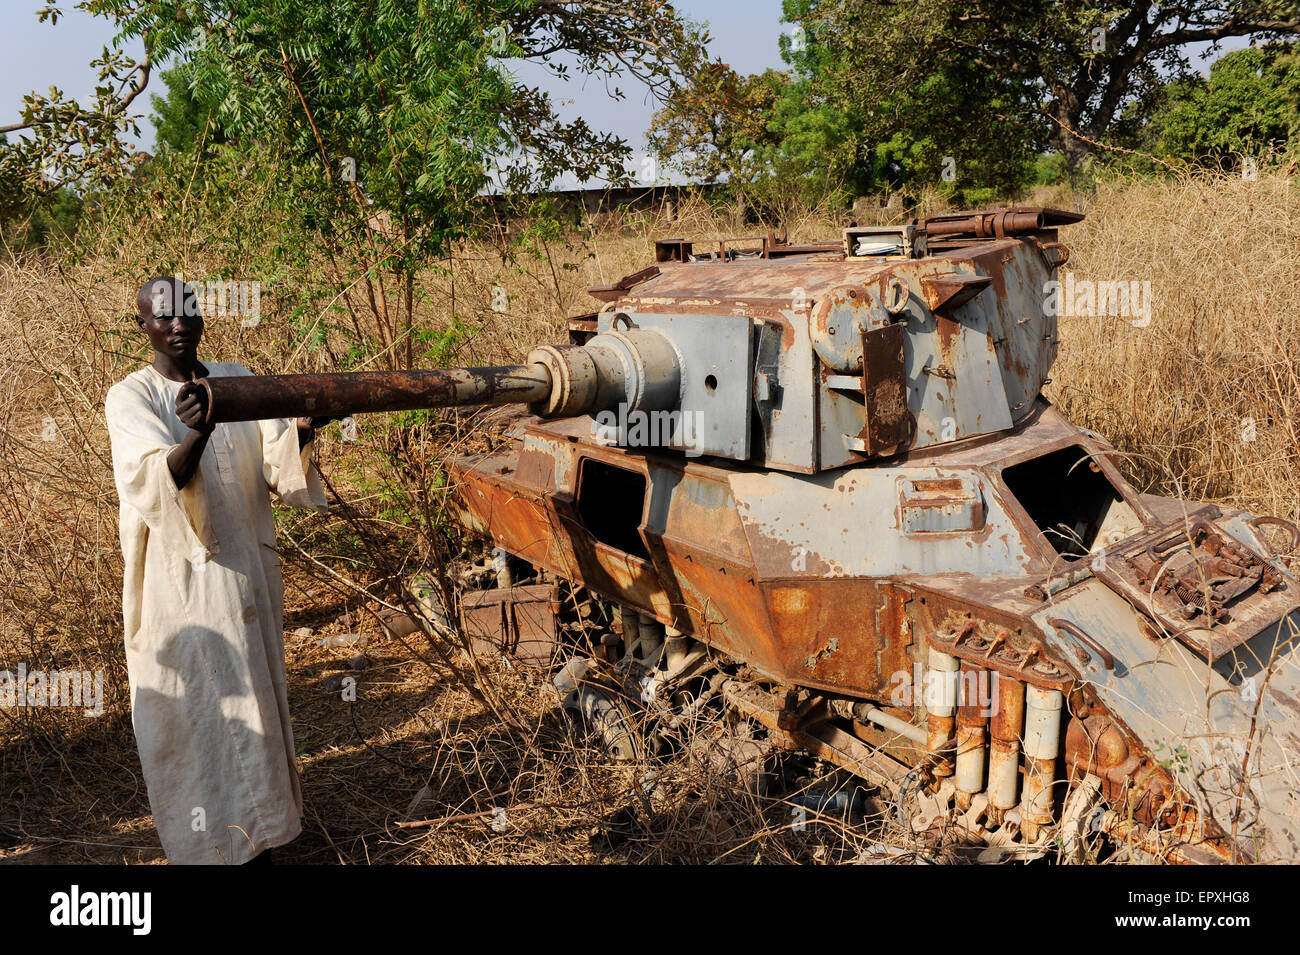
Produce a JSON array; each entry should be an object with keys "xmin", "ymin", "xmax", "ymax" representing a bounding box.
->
[{"xmin": 0, "ymin": 1, "xmax": 792, "ymax": 150}]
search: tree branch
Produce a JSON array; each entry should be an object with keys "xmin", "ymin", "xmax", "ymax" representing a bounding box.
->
[{"xmin": 0, "ymin": 56, "xmax": 151, "ymax": 135}]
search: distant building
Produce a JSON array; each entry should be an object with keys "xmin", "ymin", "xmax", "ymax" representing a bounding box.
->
[{"xmin": 482, "ymin": 153, "xmax": 720, "ymax": 217}]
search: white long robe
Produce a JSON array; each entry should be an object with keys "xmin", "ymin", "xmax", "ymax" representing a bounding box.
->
[{"xmin": 104, "ymin": 361, "xmax": 326, "ymax": 864}]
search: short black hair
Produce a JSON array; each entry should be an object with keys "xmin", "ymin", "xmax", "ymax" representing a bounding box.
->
[{"xmin": 137, "ymin": 276, "xmax": 199, "ymax": 319}]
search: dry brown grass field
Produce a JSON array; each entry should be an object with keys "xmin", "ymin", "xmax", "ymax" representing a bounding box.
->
[{"xmin": 0, "ymin": 168, "xmax": 1296, "ymax": 864}]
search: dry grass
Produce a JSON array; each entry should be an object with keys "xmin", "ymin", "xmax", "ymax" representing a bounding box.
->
[
  {"xmin": 1048, "ymin": 168, "xmax": 1300, "ymax": 520},
  {"xmin": 0, "ymin": 169, "xmax": 1297, "ymax": 863}
]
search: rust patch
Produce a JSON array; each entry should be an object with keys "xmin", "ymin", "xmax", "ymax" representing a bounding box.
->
[
  {"xmin": 461, "ymin": 583, "xmax": 559, "ymax": 667},
  {"xmin": 854, "ymin": 322, "xmax": 913, "ymax": 455}
]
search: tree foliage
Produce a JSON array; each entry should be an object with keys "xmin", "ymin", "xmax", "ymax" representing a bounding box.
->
[
  {"xmin": 2, "ymin": 0, "xmax": 706, "ymax": 365},
  {"xmin": 149, "ymin": 63, "xmax": 226, "ymax": 153},
  {"xmin": 767, "ymin": 0, "xmax": 1300, "ymax": 198},
  {"xmin": 0, "ymin": 3, "xmax": 150, "ymax": 219},
  {"xmin": 1143, "ymin": 42, "xmax": 1300, "ymax": 165},
  {"xmin": 647, "ymin": 63, "xmax": 786, "ymax": 187}
]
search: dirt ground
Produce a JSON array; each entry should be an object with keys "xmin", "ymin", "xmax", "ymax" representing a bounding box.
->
[
  {"xmin": 1, "ymin": 563, "xmax": 905, "ymax": 866},
  {"xmin": 0, "ymin": 573, "xmax": 580, "ymax": 865}
]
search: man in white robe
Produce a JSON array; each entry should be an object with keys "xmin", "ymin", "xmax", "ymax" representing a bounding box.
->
[{"xmin": 104, "ymin": 277, "xmax": 328, "ymax": 864}]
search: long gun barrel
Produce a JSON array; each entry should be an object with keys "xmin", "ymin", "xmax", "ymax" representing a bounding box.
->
[
  {"xmin": 200, "ymin": 327, "xmax": 682, "ymax": 425},
  {"xmin": 200, "ymin": 365, "xmax": 552, "ymax": 424}
]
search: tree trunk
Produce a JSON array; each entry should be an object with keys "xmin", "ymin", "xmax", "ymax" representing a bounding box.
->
[{"xmin": 1047, "ymin": 90, "xmax": 1090, "ymax": 172}]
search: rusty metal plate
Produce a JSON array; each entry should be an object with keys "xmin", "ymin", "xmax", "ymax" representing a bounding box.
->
[
  {"xmin": 852, "ymin": 322, "xmax": 911, "ymax": 456},
  {"xmin": 898, "ymin": 476, "xmax": 985, "ymax": 535},
  {"xmin": 461, "ymin": 583, "xmax": 559, "ymax": 667},
  {"xmin": 1090, "ymin": 515, "xmax": 1300, "ymax": 661},
  {"xmin": 920, "ymin": 272, "xmax": 992, "ymax": 312}
]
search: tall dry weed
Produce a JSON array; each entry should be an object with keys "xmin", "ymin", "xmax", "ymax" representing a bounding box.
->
[{"xmin": 1049, "ymin": 168, "xmax": 1300, "ymax": 520}]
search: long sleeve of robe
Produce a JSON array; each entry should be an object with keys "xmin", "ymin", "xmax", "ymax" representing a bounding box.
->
[{"xmin": 104, "ymin": 361, "xmax": 326, "ymax": 864}]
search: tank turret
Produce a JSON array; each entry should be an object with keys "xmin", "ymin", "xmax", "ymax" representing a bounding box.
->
[{"xmin": 202, "ymin": 206, "xmax": 1080, "ymax": 470}]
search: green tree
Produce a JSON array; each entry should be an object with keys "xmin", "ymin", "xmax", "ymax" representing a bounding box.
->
[
  {"xmin": 763, "ymin": 19, "xmax": 873, "ymax": 204},
  {"xmin": 767, "ymin": 0, "xmax": 1048, "ymax": 200},
  {"xmin": 150, "ymin": 63, "xmax": 225, "ymax": 153},
  {"xmin": 0, "ymin": 3, "xmax": 149, "ymax": 220},
  {"xmin": 778, "ymin": 0, "xmax": 1300, "ymax": 195},
  {"xmin": 646, "ymin": 10, "xmax": 874, "ymax": 212},
  {"xmin": 3, "ymin": 1, "xmax": 705, "ymax": 363},
  {"xmin": 647, "ymin": 63, "xmax": 786, "ymax": 188},
  {"xmin": 1147, "ymin": 43, "xmax": 1300, "ymax": 165}
]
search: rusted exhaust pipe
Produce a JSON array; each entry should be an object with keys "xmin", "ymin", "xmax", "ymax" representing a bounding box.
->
[
  {"xmin": 987, "ymin": 677, "xmax": 1025, "ymax": 825},
  {"xmin": 925, "ymin": 648, "xmax": 959, "ymax": 777},
  {"xmin": 1020, "ymin": 685, "xmax": 1064, "ymax": 840},
  {"xmin": 954, "ymin": 663, "xmax": 988, "ymax": 811},
  {"xmin": 198, "ymin": 365, "xmax": 553, "ymax": 424},
  {"xmin": 916, "ymin": 208, "xmax": 1083, "ymax": 240},
  {"xmin": 923, "ymin": 211, "xmax": 1040, "ymax": 238}
]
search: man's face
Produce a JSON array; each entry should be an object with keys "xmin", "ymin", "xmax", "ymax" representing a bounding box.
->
[{"xmin": 137, "ymin": 280, "xmax": 203, "ymax": 363}]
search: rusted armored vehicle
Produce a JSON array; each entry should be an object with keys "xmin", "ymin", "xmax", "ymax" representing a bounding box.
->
[{"xmin": 199, "ymin": 208, "xmax": 1300, "ymax": 863}]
